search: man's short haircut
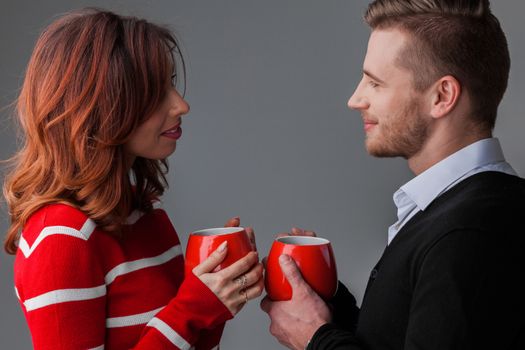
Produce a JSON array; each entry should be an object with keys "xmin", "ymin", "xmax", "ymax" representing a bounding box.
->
[{"xmin": 365, "ymin": 0, "xmax": 510, "ymax": 130}]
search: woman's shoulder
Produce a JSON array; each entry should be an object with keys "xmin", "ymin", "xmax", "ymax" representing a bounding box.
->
[
  {"xmin": 28, "ymin": 202, "xmax": 90, "ymax": 226},
  {"xmin": 15, "ymin": 204, "xmax": 106, "ymax": 305},
  {"xmin": 21, "ymin": 203, "xmax": 96, "ymax": 246}
]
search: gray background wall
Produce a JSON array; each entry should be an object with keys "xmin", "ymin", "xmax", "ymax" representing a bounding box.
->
[{"xmin": 1, "ymin": 1, "xmax": 523, "ymax": 348}]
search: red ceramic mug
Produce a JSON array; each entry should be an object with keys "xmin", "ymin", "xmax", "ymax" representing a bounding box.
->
[
  {"xmin": 265, "ymin": 236, "xmax": 337, "ymax": 301},
  {"xmin": 185, "ymin": 227, "xmax": 253, "ymax": 276}
]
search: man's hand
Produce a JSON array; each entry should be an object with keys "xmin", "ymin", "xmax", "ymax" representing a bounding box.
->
[
  {"xmin": 225, "ymin": 217, "xmax": 257, "ymax": 251},
  {"xmin": 260, "ymin": 254, "xmax": 332, "ymax": 349},
  {"xmin": 276, "ymin": 227, "xmax": 317, "ymax": 239}
]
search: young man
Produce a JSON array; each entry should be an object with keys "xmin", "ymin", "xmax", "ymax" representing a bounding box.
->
[{"xmin": 261, "ymin": 1, "xmax": 525, "ymax": 349}]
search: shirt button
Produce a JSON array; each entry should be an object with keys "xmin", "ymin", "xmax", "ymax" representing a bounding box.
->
[{"xmin": 370, "ymin": 269, "xmax": 378, "ymax": 280}]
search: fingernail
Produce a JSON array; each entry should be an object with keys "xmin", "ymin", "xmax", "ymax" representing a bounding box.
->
[
  {"xmin": 234, "ymin": 216, "xmax": 240, "ymax": 220},
  {"xmin": 219, "ymin": 241, "xmax": 228, "ymax": 252},
  {"xmin": 279, "ymin": 254, "xmax": 290, "ymax": 263}
]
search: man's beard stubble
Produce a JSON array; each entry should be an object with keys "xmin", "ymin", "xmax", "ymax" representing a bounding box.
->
[{"xmin": 365, "ymin": 101, "xmax": 430, "ymax": 159}]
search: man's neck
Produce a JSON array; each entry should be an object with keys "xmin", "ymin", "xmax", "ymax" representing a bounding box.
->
[{"xmin": 408, "ymin": 130, "xmax": 492, "ymax": 176}]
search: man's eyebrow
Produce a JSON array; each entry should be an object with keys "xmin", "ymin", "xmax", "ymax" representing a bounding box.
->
[{"xmin": 363, "ymin": 69, "xmax": 386, "ymax": 84}]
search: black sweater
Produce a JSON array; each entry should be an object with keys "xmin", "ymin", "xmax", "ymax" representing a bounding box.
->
[{"xmin": 310, "ymin": 172, "xmax": 525, "ymax": 350}]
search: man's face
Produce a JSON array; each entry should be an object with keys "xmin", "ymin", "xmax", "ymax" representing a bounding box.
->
[{"xmin": 348, "ymin": 28, "xmax": 431, "ymax": 159}]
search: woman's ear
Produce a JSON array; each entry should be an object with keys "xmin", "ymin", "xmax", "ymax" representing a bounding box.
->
[{"xmin": 428, "ymin": 75, "xmax": 461, "ymax": 120}]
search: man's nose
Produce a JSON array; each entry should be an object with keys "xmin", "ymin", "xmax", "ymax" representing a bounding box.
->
[{"xmin": 347, "ymin": 87, "xmax": 368, "ymax": 110}]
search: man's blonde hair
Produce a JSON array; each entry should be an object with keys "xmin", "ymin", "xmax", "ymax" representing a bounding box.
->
[{"xmin": 364, "ymin": 0, "xmax": 509, "ymax": 131}]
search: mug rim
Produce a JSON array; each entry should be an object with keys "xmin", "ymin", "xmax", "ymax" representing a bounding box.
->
[
  {"xmin": 191, "ymin": 227, "xmax": 245, "ymax": 236},
  {"xmin": 276, "ymin": 236, "xmax": 330, "ymax": 246}
]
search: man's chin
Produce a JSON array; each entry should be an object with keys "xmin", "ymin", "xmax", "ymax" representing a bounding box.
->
[{"xmin": 365, "ymin": 143, "xmax": 403, "ymax": 158}]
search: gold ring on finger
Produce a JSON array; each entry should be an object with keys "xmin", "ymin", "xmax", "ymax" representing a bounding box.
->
[{"xmin": 241, "ymin": 288, "xmax": 249, "ymax": 303}]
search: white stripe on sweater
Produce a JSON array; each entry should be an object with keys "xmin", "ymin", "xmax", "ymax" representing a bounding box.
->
[
  {"xmin": 88, "ymin": 345, "xmax": 104, "ymax": 350},
  {"xmin": 147, "ymin": 317, "xmax": 191, "ymax": 350},
  {"xmin": 19, "ymin": 218, "xmax": 97, "ymax": 258},
  {"xmin": 125, "ymin": 210, "xmax": 144, "ymax": 225},
  {"xmin": 105, "ymin": 245, "xmax": 182, "ymax": 285},
  {"xmin": 23, "ymin": 285, "xmax": 106, "ymax": 312},
  {"xmin": 106, "ymin": 306, "xmax": 164, "ymax": 328},
  {"xmin": 125, "ymin": 201, "xmax": 163, "ymax": 225}
]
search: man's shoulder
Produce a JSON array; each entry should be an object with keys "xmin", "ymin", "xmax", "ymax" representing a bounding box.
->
[
  {"xmin": 423, "ymin": 171, "xmax": 525, "ymax": 227},
  {"xmin": 447, "ymin": 171, "xmax": 525, "ymax": 205},
  {"xmin": 392, "ymin": 172, "xmax": 524, "ymax": 254}
]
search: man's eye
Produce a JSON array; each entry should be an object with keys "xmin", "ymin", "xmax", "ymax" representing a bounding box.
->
[{"xmin": 369, "ymin": 81, "xmax": 379, "ymax": 88}]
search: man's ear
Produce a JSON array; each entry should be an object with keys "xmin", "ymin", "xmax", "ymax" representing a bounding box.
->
[{"xmin": 428, "ymin": 75, "xmax": 461, "ymax": 120}]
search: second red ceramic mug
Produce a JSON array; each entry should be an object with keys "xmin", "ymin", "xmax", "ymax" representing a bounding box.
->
[{"xmin": 265, "ymin": 236, "xmax": 337, "ymax": 301}]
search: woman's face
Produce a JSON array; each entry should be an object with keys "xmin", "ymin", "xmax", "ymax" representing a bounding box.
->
[{"xmin": 124, "ymin": 87, "xmax": 190, "ymax": 163}]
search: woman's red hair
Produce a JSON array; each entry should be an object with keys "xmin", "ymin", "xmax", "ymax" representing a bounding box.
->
[{"xmin": 3, "ymin": 8, "xmax": 185, "ymax": 254}]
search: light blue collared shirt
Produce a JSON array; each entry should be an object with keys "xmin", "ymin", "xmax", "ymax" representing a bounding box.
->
[{"xmin": 388, "ymin": 138, "xmax": 517, "ymax": 244}]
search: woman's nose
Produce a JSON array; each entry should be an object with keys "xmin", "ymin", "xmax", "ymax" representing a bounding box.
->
[
  {"xmin": 178, "ymin": 96, "xmax": 190, "ymax": 115},
  {"xmin": 170, "ymin": 88, "xmax": 190, "ymax": 115}
]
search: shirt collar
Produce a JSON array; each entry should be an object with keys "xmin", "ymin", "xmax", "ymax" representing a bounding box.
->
[{"xmin": 399, "ymin": 138, "xmax": 506, "ymax": 211}]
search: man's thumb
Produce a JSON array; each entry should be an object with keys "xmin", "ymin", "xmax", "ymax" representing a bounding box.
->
[{"xmin": 279, "ymin": 254, "xmax": 307, "ymax": 291}]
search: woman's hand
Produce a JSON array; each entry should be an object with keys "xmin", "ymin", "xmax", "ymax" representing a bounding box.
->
[
  {"xmin": 192, "ymin": 217, "xmax": 263, "ymax": 315},
  {"xmin": 193, "ymin": 243, "xmax": 264, "ymax": 315}
]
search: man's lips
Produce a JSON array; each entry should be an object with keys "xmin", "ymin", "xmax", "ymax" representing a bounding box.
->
[{"xmin": 363, "ymin": 119, "xmax": 378, "ymax": 132}]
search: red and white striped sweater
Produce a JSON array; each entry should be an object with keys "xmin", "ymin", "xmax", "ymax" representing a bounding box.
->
[{"xmin": 14, "ymin": 203, "xmax": 232, "ymax": 349}]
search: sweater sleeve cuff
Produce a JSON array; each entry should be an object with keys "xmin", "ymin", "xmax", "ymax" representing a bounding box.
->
[
  {"xmin": 305, "ymin": 323, "xmax": 347, "ymax": 350},
  {"xmin": 307, "ymin": 323, "xmax": 340, "ymax": 350},
  {"xmin": 148, "ymin": 271, "xmax": 233, "ymax": 346},
  {"xmin": 307, "ymin": 322, "xmax": 363, "ymax": 350}
]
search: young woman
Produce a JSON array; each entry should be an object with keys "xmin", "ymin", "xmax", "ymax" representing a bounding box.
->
[{"xmin": 3, "ymin": 8, "xmax": 263, "ymax": 350}]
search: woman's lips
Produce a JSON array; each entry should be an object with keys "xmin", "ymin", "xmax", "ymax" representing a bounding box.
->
[{"xmin": 161, "ymin": 125, "xmax": 182, "ymax": 139}]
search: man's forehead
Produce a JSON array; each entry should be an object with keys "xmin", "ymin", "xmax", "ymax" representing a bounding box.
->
[{"xmin": 364, "ymin": 28, "xmax": 410, "ymax": 79}]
